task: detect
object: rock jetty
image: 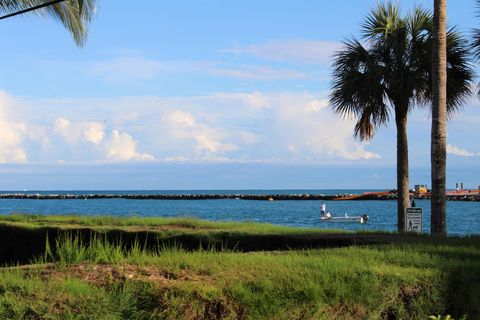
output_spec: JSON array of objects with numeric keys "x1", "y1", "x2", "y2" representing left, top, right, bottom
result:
[
  {"x1": 0, "y1": 192, "x2": 478, "y2": 201},
  {"x1": 0, "y1": 193, "x2": 337, "y2": 201}
]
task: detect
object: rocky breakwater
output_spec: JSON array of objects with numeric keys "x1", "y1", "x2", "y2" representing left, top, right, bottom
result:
[
  {"x1": 333, "y1": 191, "x2": 480, "y2": 202},
  {"x1": 446, "y1": 194, "x2": 480, "y2": 202},
  {"x1": 1, "y1": 192, "x2": 478, "y2": 201},
  {"x1": 0, "y1": 193, "x2": 341, "y2": 201}
]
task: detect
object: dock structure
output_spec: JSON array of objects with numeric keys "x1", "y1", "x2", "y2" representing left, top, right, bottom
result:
[{"x1": 0, "y1": 191, "x2": 479, "y2": 201}]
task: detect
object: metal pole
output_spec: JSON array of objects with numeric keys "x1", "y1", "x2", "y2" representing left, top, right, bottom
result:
[{"x1": 0, "y1": 0, "x2": 68, "y2": 21}]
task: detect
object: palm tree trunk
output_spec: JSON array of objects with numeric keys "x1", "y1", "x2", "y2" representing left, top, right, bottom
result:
[
  {"x1": 431, "y1": 0, "x2": 447, "y2": 235},
  {"x1": 396, "y1": 110, "x2": 410, "y2": 232}
]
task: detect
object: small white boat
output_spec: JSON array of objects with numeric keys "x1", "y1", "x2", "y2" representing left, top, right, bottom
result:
[{"x1": 320, "y1": 213, "x2": 369, "y2": 224}]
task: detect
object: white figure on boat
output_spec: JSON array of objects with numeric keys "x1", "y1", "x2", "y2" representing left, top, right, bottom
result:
[
  {"x1": 320, "y1": 202, "x2": 368, "y2": 224},
  {"x1": 320, "y1": 202, "x2": 331, "y2": 218}
]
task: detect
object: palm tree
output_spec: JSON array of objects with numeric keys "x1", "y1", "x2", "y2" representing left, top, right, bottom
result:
[
  {"x1": 330, "y1": 1, "x2": 473, "y2": 232},
  {"x1": 473, "y1": 1, "x2": 480, "y2": 61},
  {"x1": 0, "y1": 0, "x2": 96, "y2": 46},
  {"x1": 431, "y1": 0, "x2": 447, "y2": 235}
]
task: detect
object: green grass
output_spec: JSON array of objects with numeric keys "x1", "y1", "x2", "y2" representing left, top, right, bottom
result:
[
  {"x1": 0, "y1": 213, "x2": 330, "y2": 234},
  {"x1": 0, "y1": 232, "x2": 477, "y2": 319},
  {"x1": 0, "y1": 214, "x2": 478, "y2": 319},
  {"x1": 0, "y1": 270, "x2": 157, "y2": 319},
  {"x1": 0, "y1": 214, "x2": 377, "y2": 267}
]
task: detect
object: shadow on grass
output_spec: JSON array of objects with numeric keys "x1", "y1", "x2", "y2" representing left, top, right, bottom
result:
[
  {"x1": 0, "y1": 224, "x2": 479, "y2": 318},
  {"x1": 444, "y1": 264, "x2": 480, "y2": 318},
  {"x1": 428, "y1": 247, "x2": 480, "y2": 319},
  {"x1": 0, "y1": 224, "x2": 419, "y2": 265}
]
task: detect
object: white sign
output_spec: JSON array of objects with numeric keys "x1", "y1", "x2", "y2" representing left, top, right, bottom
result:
[{"x1": 405, "y1": 207, "x2": 423, "y2": 233}]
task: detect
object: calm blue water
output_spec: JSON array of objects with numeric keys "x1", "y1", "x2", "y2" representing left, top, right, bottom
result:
[{"x1": 0, "y1": 190, "x2": 478, "y2": 235}]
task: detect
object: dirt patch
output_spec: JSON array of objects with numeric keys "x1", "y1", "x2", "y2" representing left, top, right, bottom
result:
[
  {"x1": 113, "y1": 224, "x2": 217, "y2": 233},
  {"x1": 322, "y1": 302, "x2": 369, "y2": 320},
  {"x1": 25, "y1": 263, "x2": 214, "y2": 288},
  {"x1": 157, "y1": 224, "x2": 200, "y2": 230},
  {"x1": 16, "y1": 264, "x2": 241, "y2": 319}
]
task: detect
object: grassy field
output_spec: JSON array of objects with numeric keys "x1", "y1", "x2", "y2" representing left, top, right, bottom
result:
[
  {"x1": 0, "y1": 214, "x2": 479, "y2": 319},
  {"x1": 0, "y1": 214, "x2": 349, "y2": 234}
]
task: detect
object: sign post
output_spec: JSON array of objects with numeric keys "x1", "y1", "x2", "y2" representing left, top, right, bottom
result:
[{"x1": 405, "y1": 207, "x2": 423, "y2": 233}]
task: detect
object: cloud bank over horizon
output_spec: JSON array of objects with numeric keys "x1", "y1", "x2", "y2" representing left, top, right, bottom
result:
[{"x1": 0, "y1": 90, "x2": 380, "y2": 165}]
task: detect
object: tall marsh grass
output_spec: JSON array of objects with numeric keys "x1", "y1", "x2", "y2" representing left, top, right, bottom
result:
[
  {"x1": 17, "y1": 233, "x2": 479, "y2": 319},
  {"x1": 36, "y1": 233, "x2": 157, "y2": 266}
]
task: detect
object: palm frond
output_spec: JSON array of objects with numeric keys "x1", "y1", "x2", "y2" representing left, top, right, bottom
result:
[
  {"x1": 408, "y1": 6, "x2": 432, "y2": 41},
  {"x1": 472, "y1": 28, "x2": 480, "y2": 59},
  {"x1": 472, "y1": 0, "x2": 480, "y2": 94},
  {"x1": 362, "y1": 1, "x2": 405, "y2": 41},
  {"x1": 444, "y1": 28, "x2": 474, "y2": 115},
  {"x1": 330, "y1": 38, "x2": 390, "y2": 141},
  {"x1": 423, "y1": 27, "x2": 474, "y2": 115},
  {"x1": 354, "y1": 112, "x2": 375, "y2": 141},
  {"x1": 0, "y1": 0, "x2": 96, "y2": 47},
  {"x1": 330, "y1": 1, "x2": 474, "y2": 141},
  {"x1": 406, "y1": 7, "x2": 432, "y2": 108}
]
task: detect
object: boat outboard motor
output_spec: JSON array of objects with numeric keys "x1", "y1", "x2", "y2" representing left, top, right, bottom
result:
[{"x1": 360, "y1": 214, "x2": 369, "y2": 224}]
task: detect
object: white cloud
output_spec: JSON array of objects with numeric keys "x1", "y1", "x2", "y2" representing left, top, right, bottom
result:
[
  {"x1": 0, "y1": 91, "x2": 382, "y2": 164},
  {"x1": 54, "y1": 117, "x2": 105, "y2": 145},
  {"x1": 54, "y1": 117, "x2": 77, "y2": 143},
  {"x1": 447, "y1": 144, "x2": 476, "y2": 157},
  {"x1": 89, "y1": 57, "x2": 167, "y2": 82},
  {"x1": 0, "y1": 92, "x2": 29, "y2": 163},
  {"x1": 168, "y1": 110, "x2": 196, "y2": 127},
  {"x1": 194, "y1": 91, "x2": 271, "y2": 110},
  {"x1": 305, "y1": 99, "x2": 329, "y2": 112},
  {"x1": 222, "y1": 39, "x2": 343, "y2": 64},
  {"x1": 211, "y1": 65, "x2": 309, "y2": 80},
  {"x1": 106, "y1": 130, "x2": 154, "y2": 161},
  {"x1": 88, "y1": 57, "x2": 210, "y2": 82},
  {"x1": 164, "y1": 110, "x2": 238, "y2": 158},
  {"x1": 54, "y1": 117, "x2": 70, "y2": 131},
  {"x1": 270, "y1": 93, "x2": 380, "y2": 161},
  {"x1": 163, "y1": 155, "x2": 190, "y2": 162},
  {"x1": 84, "y1": 122, "x2": 106, "y2": 145},
  {"x1": 53, "y1": 117, "x2": 151, "y2": 162},
  {"x1": 0, "y1": 120, "x2": 28, "y2": 163},
  {"x1": 87, "y1": 47, "x2": 322, "y2": 85},
  {"x1": 195, "y1": 132, "x2": 238, "y2": 155}
]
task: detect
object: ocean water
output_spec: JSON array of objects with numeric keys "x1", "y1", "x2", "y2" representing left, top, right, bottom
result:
[{"x1": 0, "y1": 190, "x2": 479, "y2": 235}]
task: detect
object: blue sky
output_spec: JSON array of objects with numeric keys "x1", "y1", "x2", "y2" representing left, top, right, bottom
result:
[{"x1": 0, "y1": 0, "x2": 479, "y2": 190}]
